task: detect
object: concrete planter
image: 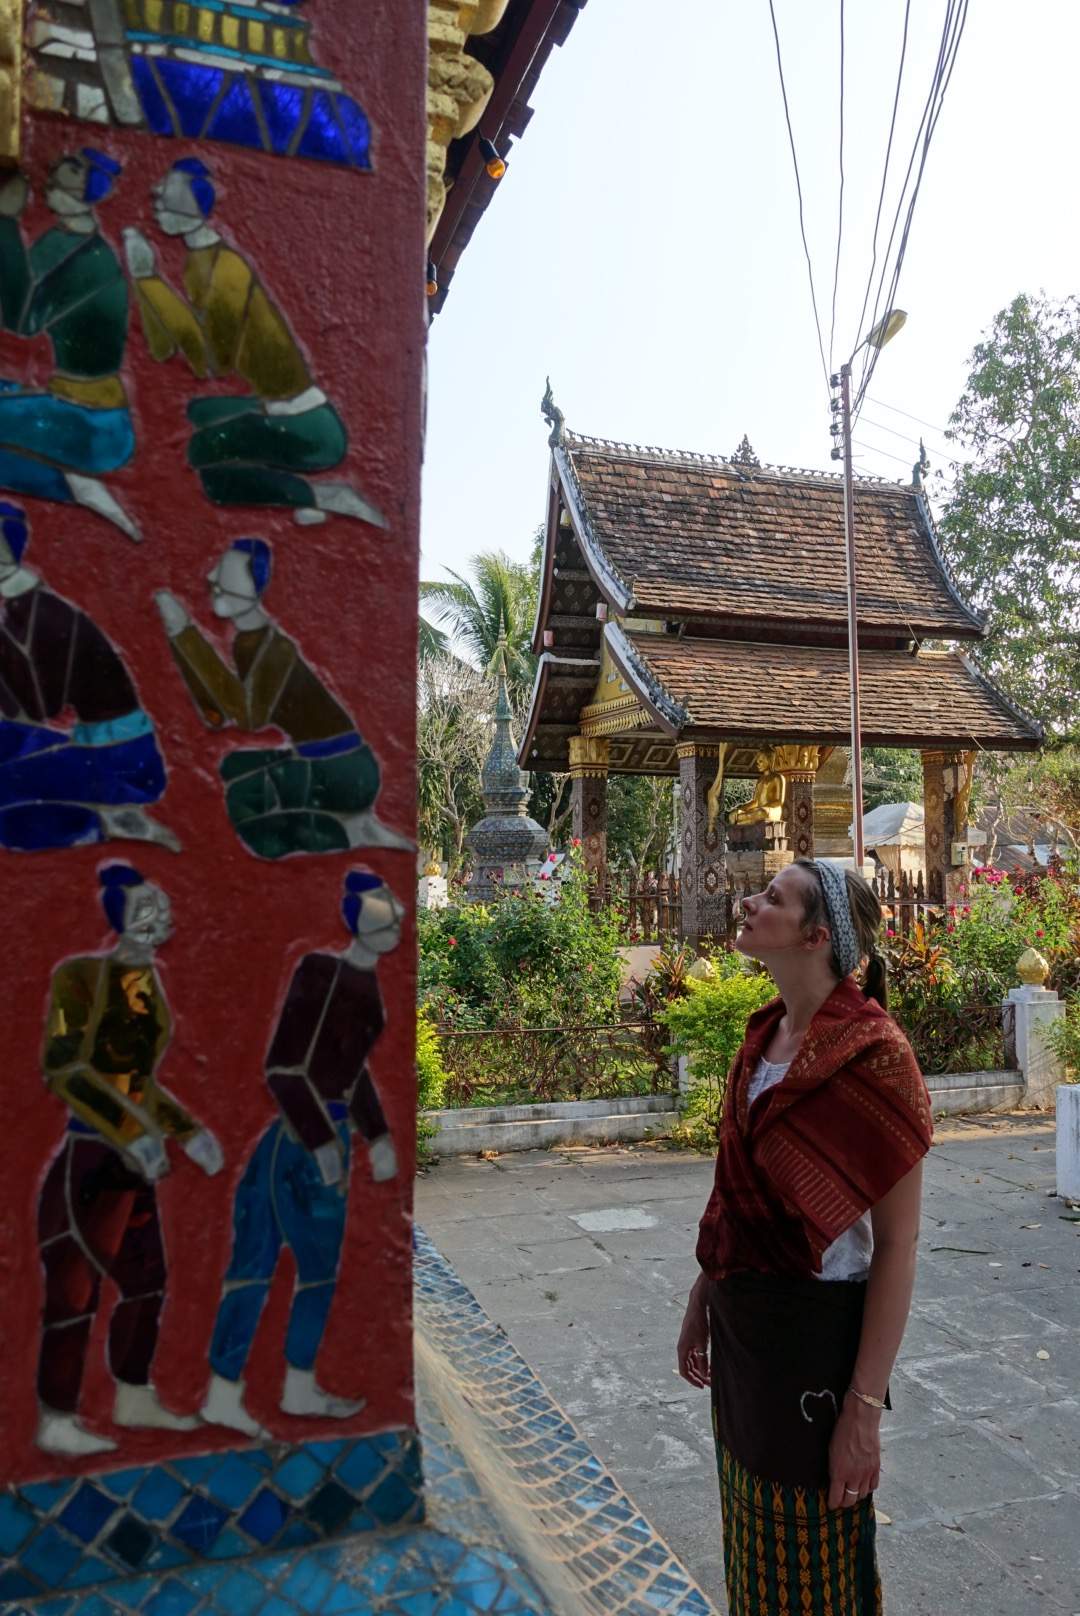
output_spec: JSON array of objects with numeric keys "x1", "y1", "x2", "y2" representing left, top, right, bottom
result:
[
  {"x1": 423, "y1": 1092, "x2": 678, "y2": 1155},
  {"x1": 925, "y1": 1069, "x2": 1025, "y2": 1116}
]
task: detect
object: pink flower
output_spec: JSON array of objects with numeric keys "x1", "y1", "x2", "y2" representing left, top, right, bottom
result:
[
  {"x1": 886, "y1": 928, "x2": 896, "y2": 938},
  {"x1": 963, "y1": 906, "x2": 971, "y2": 916},
  {"x1": 448, "y1": 936, "x2": 458, "y2": 948},
  {"x1": 571, "y1": 837, "x2": 582, "y2": 849},
  {"x1": 946, "y1": 923, "x2": 956, "y2": 933},
  {"x1": 585, "y1": 963, "x2": 594, "y2": 973}
]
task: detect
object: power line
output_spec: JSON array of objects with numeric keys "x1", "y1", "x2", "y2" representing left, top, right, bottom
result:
[
  {"x1": 860, "y1": 414, "x2": 951, "y2": 461},
  {"x1": 849, "y1": 0, "x2": 911, "y2": 361},
  {"x1": 868, "y1": 395, "x2": 949, "y2": 435},
  {"x1": 854, "y1": 0, "x2": 971, "y2": 417},
  {"x1": 853, "y1": 438, "x2": 916, "y2": 468},
  {"x1": 828, "y1": 0, "x2": 846, "y2": 372},
  {"x1": 767, "y1": 0, "x2": 831, "y2": 399}
]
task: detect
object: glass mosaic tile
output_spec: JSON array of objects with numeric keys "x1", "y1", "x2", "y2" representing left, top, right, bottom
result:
[{"x1": 59, "y1": 1486, "x2": 120, "y2": 1546}]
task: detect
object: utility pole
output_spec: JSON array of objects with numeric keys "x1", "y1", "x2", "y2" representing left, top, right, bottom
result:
[{"x1": 833, "y1": 361, "x2": 865, "y2": 868}]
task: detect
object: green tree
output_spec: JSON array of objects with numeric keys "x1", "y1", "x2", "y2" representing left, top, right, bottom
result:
[
  {"x1": 862, "y1": 748, "x2": 923, "y2": 813},
  {"x1": 419, "y1": 549, "x2": 539, "y2": 694},
  {"x1": 940, "y1": 292, "x2": 1080, "y2": 737}
]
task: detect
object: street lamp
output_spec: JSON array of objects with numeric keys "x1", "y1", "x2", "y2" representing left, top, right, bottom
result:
[{"x1": 830, "y1": 309, "x2": 907, "y2": 869}]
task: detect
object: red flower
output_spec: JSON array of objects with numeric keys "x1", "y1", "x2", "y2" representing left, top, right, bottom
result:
[
  {"x1": 962, "y1": 906, "x2": 971, "y2": 916},
  {"x1": 571, "y1": 837, "x2": 582, "y2": 848},
  {"x1": 946, "y1": 923, "x2": 956, "y2": 933},
  {"x1": 448, "y1": 936, "x2": 458, "y2": 948},
  {"x1": 1036, "y1": 929, "x2": 1045, "y2": 938},
  {"x1": 886, "y1": 928, "x2": 896, "y2": 938}
]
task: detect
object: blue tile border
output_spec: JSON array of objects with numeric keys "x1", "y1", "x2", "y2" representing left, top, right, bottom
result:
[{"x1": 0, "y1": 1430, "x2": 422, "y2": 1601}]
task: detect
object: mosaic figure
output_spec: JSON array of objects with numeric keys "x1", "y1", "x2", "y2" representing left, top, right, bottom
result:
[
  {"x1": 125, "y1": 160, "x2": 386, "y2": 526},
  {"x1": 0, "y1": 504, "x2": 177, "y2": 852},
  {"x1": 155, "y1": 539, "x2": 410, "y2": 857},
  {"x1": 201, "y1": 871, "x2": 403, "y2": 1437},
  {"x1": 0, "y1": 152, "x2": 139, "y2": 539},
  {"x1": 29, "y1": 0, "x2": 372, "y2": 171},
  {"x1": 36, "y1": 865, "x2": 224, "y2": 1457}
]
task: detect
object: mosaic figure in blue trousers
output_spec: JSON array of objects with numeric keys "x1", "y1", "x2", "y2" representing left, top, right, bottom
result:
[
  {"x1": 124, "y1": 159, "x2": 386, "y2": 528},
  {"x1": 0, "y1": 152, "x2": 139, "y2": 540},
  {"x1": 201, "y1": 872, "x2": 403, "y2": 1437},
  {"x1": 0, "y1": 504, "x2": 177, "y2": 851}
]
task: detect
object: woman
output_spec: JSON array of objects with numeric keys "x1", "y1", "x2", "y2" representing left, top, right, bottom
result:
[{"x1": 678, "y1": 859, "x2": 932, "y2": 1615}]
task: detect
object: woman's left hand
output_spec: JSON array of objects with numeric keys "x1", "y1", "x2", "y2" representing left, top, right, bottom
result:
[{"x1": 827, "y1": 1395, "x2": 881, "y2": 1509}]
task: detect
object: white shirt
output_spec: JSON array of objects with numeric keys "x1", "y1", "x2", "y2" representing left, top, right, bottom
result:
[{"x1": 747, "y1": 1056, "x2": 873, "y2": 1282}]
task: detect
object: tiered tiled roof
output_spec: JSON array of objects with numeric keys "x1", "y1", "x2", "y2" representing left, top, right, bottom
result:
[{"x1": 558, "y1": 434, "x2": 982, "y2": 639}]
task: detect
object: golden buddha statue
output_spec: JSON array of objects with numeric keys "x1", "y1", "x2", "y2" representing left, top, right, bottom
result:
[{"x1": 729, "y1": 750, "x2": 786, "y2": 826}]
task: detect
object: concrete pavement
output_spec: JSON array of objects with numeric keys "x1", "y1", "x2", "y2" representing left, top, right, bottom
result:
[{"x1": 415, "y1": 1113, "x2": 1080, "y2": 1614}]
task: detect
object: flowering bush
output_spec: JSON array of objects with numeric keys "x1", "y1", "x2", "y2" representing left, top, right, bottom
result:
[{"x1": 662, "y1": 959, "x2": 777, "y2": 1150}]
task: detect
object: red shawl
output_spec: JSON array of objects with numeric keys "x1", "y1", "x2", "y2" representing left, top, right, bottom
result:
[{"x1": 696, "y1": 978, "x2": 933, "y2": 1279}]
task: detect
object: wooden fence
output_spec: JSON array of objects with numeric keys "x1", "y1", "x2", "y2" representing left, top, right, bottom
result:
[{"x1": 872, "y1": 866, "x2": 940, "y2": 936}]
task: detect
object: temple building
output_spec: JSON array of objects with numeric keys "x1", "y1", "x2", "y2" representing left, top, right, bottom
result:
[{"x1": 520, "y1": 409, "x2": 1042, "y2": 941}]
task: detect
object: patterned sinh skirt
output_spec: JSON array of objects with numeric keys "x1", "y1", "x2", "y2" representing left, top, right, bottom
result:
[
  {"x1": 709, "y1": 1272, "x2": 884, "y2": 1615},
  {"x1": 717, "y1": 1442, "x2": 881, "y2": 1616}
]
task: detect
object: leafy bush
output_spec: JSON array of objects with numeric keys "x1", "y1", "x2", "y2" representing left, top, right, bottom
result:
[
  {"x1": 1049, "y1": 996, "x2": 1080, "y2": 1082},
  {"x1": 418, "y1": 856, "x2": 623, "y2": 1032},
  {"x1": 663, "y1": 964, "x2": 776, "y2": 1150},
  {"x1": 415, "y1": 1009, "x2": 448, "y2": 1166}
]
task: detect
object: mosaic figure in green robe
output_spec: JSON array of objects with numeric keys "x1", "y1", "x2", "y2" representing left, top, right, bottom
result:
[
  {"x1": 156, "y1": 540, "x2": 410, "y2": 858},
  {"x1": 126, "y1": 159, "x2": 386, "y2": 528},
  {"x1": 0, "y1": 151, "x2": 138, "y2": 539}
]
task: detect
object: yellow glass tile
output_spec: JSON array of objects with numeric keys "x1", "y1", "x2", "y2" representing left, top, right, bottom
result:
[
  {"x1": 174, "y1": 3, "x2": 190, "y2": 34},
  {"x1": 271, "y1": 25, "x2": 289, "y2": 58},
  {"x1": 247, "y1": 19, "x2": 265, "y2": 52},
  {"x1": 145, "y1": 0, "x2": 164, "y2": 33},
  {"x1": 123, "y1": 0, "x2": 141, "y2": 27},
  {"x1": 197, "y1": 6, "x2": 215, "y2": 42},
  {"x1": 220, "y1": 13, "x2": 240, "y2": 48},
  {"x1": 294, "y1": 32, "x2": 313, "y2": 65}
]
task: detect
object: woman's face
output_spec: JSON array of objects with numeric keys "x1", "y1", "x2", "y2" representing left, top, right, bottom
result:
[{"x1": 736, "y1": 864, "x2": 822, "y2": 962}]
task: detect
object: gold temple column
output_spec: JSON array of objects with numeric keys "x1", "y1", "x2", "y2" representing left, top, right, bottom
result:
[
  {"x1": 921, "y1": 749, "x2": 974, "y2": 904},
  {"x1": 569, "y1": 736, "x2": 610, "y2": 895},
  {"x1": 678, "y1": 744, "x2": 726, "y2": 946},
  {"x1": 777, "y1": 746, "x2": 821, "y2": 863}
]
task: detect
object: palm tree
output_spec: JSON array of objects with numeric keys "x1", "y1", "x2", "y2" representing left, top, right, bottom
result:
[{"x1": 419, "y1": 549, "x2": 538, "y2": 696}]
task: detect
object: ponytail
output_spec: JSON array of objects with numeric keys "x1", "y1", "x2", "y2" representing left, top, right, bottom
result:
[{"x1": 864, "y1": 951, "x2": 888, "y2": 1010}]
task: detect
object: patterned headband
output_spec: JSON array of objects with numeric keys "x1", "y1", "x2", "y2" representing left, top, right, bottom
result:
[{"x1": 813, "y1": 860, "x2": 862, "y2": 978}]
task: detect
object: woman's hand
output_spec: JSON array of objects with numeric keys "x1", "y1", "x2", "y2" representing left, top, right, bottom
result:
[
  {"x1": 677, "y1": 1274, "x2": 711, "y2": 1388},
  {"x1": 827, "y1": 1393, "x2": 881, "y2": 1509}
]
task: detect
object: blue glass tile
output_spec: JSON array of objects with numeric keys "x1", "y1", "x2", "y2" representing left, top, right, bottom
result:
[
  {"x1": 0, "y1": 1568, "x2": 40, "y2": 1600},
  {"x1": 172, "y1": 1456, "x2": 220, "y2": 1486},
  {"x1": 144, "y1": 1579, "x2": 200, "y2": 1616},
  {"x1": 260, "y1": 1599, "x2": 300, "y2": 1616},
  {"x1": 204, "y1": 1453, "x2": 269, "y2": 1511},
  {"x1": 132, "y1": 1471, "x2": 185, "y2": 1523},
  {"x1": 156, "y1": 59, "x2": 225, "y2": 137},
  {"x1": 145, "y1": 1538, "x2": 192, "y2": 1571},
  {"x1": 213, "y1": 1567, "x2": 267, "y2": 1610},
  {"x1": 35, "y1": 1599, "x2": 78, "y2": 1616},
  {"x1": 297, "y1": 90, "x2": 347, "y2": 164},
  {"x1": 365, "y1": 1470, "x2": 422, "y2": 1526},
  {"x1": 99, "y1": 1469, "x2": 150, "y2": 1501},
  {"x1": 256, "y1": 79, "x2": 304, "y2": 155},
  {"x1": 206, "y1": 73, "x2": 264, "y2": 149},
  {"x1": 205, "y1": 1526, "x2": 253, "y2": 1562},
  {"x1": 58, "y1": 1482, "x2": 119, "y2": 1544},
  {"x1": 20, "y1": 1478, "x2": 72, "y2": 1511},
  {"x1": 58, "y1": 1553, "x2": 117, "y2": 1591},
  {"x1": 107, "y1": 1574, "x2": 159, "y2": 1611},
  {"x1": 275, "y1": 1518, "x2": 319, "y2": 1548},
  {"x1": 305, "y1": 1481, "x2": 354, "y2": 1537},
  {"x1": 272, "y1": 1449, "x2": 325, "y2": 1501},
  {"x1": 105, "y1": 1514, "x2": 154, "y2": 1569},
  {"x1": 332, "y1": 1442, "x2": 383, "y2": 1493},
  {"x1": 170, "y1": 1495, "x2": 230, "y2": 1553},
  {"x1": 321, "y1": 1586, "x2": 374, "y2": 1615},
  {"x1": 22, "y1": 1525, "x2": 83, "y2": 1586},
  {"x1": 65, "y1": 1596, "x2": 114, "y2": 1616},
  {"x1": 237, "y1": 1487, "x2": 290, "y2": 1545},
  {"x1": 0, "y1": 1492, "x2": 38, "y2": 1552},
  {"x1": 343, "y1": 1507, "x2": 377, "y2": 1534},
  {"x1": 131, "y1": 56, "x2": 175, "y2": 137},
  {"x1": 279, "y1": 1558, "x2": 337, "y2": 1610},
  {"x1": 335, "y1": 95, "x2": 373, "y2": 169},
  {"x1": 307, "y1": 1440, "x2": 349, "y2": 1466}
]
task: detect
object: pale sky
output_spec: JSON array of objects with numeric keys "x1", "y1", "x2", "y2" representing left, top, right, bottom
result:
[{"x1": 421, "y1": 0, "x2": 1080, "y2": 588}]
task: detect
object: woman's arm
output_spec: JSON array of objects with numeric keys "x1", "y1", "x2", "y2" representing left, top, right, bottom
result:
[
  {"x1": 676, "y1": 1271, "x2": 711, "y2": 1388},
  {"x1": 827, "y1": 1159, "x2": 923, "y2": 1509}
]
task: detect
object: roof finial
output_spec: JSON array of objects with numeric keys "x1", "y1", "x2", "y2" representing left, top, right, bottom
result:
[
  {"x1": 731, "y1": 433, "x2": 760, "y2": 467},
  {"x1": 912, "y1": 437, "x2": 931, "y2": 488},
  {"x1": 541, "y1": 376, "x2": 565, "y2": 448}
]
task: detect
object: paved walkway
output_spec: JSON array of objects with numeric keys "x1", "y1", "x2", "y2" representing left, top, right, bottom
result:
[{"x1": 415, "y1": 1113, "x2": 1080, "y2": 1614}]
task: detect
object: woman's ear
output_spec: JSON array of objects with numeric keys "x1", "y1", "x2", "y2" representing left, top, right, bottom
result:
[{"x1": 804, "y1": 923, "x2": 832, "y2": 954}]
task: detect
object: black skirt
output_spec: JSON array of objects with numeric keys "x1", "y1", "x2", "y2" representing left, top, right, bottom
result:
[{"x1": 709, "y1": 1271, "x2": 886, "y2": 1490}]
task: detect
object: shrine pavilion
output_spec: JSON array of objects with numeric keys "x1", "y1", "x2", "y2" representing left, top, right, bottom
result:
[{"x1": 519, "y1": 406, "x2": 1043, "y2": 940}]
